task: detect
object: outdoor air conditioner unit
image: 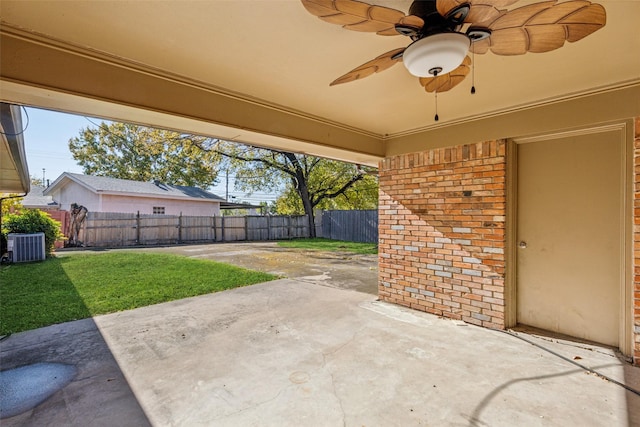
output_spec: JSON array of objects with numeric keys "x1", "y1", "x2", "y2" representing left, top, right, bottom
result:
[{"x1": 7, "y1": 233, "x2": 46, "y2": 263}]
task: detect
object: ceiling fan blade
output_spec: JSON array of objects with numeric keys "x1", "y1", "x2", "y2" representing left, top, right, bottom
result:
[
  {"x1": 301, "y1": 0, "x2": 424, "y2": 36},
  {"x1": 437, "y1": 0, "x2": 519, "y2": 24},
  {"x1": 471, "y1": 37, "x2": 491, "y2": 54},
  {"x1": 535, "y1": 0, "x2": 606, "y2": 42},
  {"x1": 486, "y1": 0, "x2": 606, "y2": 55},
  {"x1": 418, "y1": 56, "x2": 471, "y2": 93},
  {"x1": 378, "y1": 15, "x2": 425, "y2": 36},
  {"x1": 330, "y1": 48, "x2": 405, "y2": 86}
]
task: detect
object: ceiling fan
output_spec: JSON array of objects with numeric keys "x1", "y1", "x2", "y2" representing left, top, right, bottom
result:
[{"x1": 301, "y1": 0, "x2": 606, "y2": 119}]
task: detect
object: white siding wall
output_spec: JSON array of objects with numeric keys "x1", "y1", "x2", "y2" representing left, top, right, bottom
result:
[{"x1": 50, "y1": 183, "x2": 100, "y2": 211}]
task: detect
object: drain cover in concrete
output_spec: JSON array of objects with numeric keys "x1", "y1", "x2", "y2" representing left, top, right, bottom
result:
[{"x1": 0, "y1": 362, "x2": 77, "y2": 419}]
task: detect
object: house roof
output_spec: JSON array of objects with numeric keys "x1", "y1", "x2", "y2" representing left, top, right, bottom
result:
[
  {"x1": 44, "y1": 173, "x2": 225, "y2": 202},
  {"x1": 22, "y1": 185, "x2": 60, "y2": 209}
]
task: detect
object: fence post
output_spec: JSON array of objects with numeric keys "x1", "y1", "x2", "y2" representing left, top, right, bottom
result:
[
  {"x1": 178, "y1": 212, "x2": 182, "y2": 244},
  {"x1": 82, "y1": 213, "x2": 89, "y2": 247},
  {"x1": 244, "y1": 216, "x2": 249, "y2": 241},
  {"x1": 212, "y1": 216, "x2": 216, "y2": 242},
  {"x1": 221, "y1": 215, "x2": 225, "y2": 242},
  {"x1": 136, "y1": 211, "x2": 141, "y2": 245}
]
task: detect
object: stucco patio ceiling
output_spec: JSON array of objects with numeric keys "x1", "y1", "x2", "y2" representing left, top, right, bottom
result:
[{"x1": 1, "y1": 1, "x2": 638, "y2": 166}]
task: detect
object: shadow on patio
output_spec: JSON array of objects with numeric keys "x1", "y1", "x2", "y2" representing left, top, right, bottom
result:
[{"x1": 0, "y1": 262, "x2": 150, "y2": 426}]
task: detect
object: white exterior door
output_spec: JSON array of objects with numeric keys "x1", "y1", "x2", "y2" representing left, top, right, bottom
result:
[{"x1": 516, "y1": 130, "x2": 622, "y2": 347}]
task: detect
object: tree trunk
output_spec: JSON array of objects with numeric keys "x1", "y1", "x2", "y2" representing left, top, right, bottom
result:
[
  {"x1": 298, "y1": 179, "x2": 316, "y2": 238},
  {"x1": 286, "y1": 153, "x2": 316, "y2": 238}
]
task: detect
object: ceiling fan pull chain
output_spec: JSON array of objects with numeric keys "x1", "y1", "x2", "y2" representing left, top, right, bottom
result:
[
  {"x1": 471, "y1": 49, "x2": 476, "y2": 95},
  {"x1": 431, "y1": 67, "x2": 440, "y2": 122}
]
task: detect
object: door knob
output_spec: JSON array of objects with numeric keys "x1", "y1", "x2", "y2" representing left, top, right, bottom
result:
[{"x1": 519, "y1": 241, "x2": 528, "y2": 249}]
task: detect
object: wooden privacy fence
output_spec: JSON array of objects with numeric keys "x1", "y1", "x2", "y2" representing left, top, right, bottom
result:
[
  {"x1": 80, "y1": 210, "x2": 378, "y2": 247},
  {"x1": 82, "y1": 212, "x2": 310, "y2": 247}
]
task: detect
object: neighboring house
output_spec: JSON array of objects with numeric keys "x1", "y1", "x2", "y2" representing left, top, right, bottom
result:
[
  {"x1": 21, "y1": 185, "x2": 60, "y2": 210},
  {"x1": 44, "y1": 173, "x2": 224, "y2": 216}
]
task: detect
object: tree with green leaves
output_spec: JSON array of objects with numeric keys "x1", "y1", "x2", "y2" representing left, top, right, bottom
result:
[
  {"x1": 0, "y1": 196, "x2": 23, "y2": 217},
  {"x1": 274, "y1": 166, "x2": 378, "y2": 214},
  {"x1": 69, "y1": 122, "x2": 221, "y2": 188},
  {"x1": 203, "y1": 141, "x2": 378, "y2": 237},
  {"x1": 30, "y1": 176, "x2": 45, "y2": 187}
]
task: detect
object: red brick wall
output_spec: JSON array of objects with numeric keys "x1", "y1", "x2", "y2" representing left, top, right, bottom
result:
[
  {"x1": 634, "y1": 117, "x2": 640, "y2": 364},
  {"x1": 44, "y1": 210, "x2": 70, "y2": 249},
  {"x1": 378, "y1": 140, "x2": 507, "y2": 329}
]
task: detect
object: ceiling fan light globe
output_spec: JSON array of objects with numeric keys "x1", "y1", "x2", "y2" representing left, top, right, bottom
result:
[{"x1": 403, "y1": 33, "x2": 470, "y2": 77}]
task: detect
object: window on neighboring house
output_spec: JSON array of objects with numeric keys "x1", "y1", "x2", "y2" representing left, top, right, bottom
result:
[{"x1": 153, "y1": 206, "x2": 165, "y2": 215}]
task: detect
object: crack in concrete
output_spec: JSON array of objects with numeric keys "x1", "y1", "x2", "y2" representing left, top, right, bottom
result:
[
  {"x1": 318, "y1": 327, "x2": 366, "y2": 427},
  {"x1": 322, "y1": 328, "x2": 365, "y2": 360},
  {"x1": 330, "y1": 372, "x2": 347, "y2": 427}
]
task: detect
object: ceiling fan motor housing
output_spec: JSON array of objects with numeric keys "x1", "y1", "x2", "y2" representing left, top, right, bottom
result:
[{"x1": 408, "y1": 0, "x2": 470, "y2": 36}]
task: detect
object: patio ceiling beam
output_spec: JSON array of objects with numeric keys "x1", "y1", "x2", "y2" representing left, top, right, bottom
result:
[
  {"x1": 385, "y1": 83, "x2": 640, "y2": 155},
  {"x1": 0, "y1": 27, "x2": 384, "y2": 167}
]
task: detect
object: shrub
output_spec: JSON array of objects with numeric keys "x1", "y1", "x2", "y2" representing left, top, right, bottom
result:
[{"x1": 2, "y1": 209, "x2": 64, "y2": 255}]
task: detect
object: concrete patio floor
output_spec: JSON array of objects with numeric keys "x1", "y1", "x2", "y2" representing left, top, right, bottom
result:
[{"x1": 2, "y1": 278, "x2": 639, "y2": 426}]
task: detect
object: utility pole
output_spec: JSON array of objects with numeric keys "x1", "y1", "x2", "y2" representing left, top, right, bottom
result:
[{"x1": 42, "y1": 168, "x2": 45, "y2": 185}]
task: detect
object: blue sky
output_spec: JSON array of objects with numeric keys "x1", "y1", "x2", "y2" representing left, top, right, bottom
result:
[
  {"x1": 23, "y1": 107, "x2": 87, "y2": 184},
  {"x1": 21, "y1": 107, "x2": 277, "y2": 203}
]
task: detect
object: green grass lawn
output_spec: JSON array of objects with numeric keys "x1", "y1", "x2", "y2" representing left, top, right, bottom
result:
[
  {"x1": 0, "y1": 252, "x2": 276, "y2": 335},
  {"x1": 277, "y1": 238, "x2": 377, "y2": 255}
]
